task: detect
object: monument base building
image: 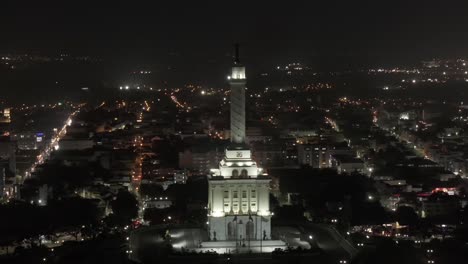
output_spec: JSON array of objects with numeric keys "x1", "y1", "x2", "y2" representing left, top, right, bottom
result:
[{"x1": 207, "y1": 145, "x2": 271, "y2": 242}]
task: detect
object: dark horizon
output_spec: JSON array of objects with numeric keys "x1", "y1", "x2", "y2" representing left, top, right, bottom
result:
[{"x1": 2, "y1": 1, "x2": 468, "y2": 65}]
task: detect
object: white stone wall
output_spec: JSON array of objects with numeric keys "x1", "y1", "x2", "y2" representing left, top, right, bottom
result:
[
  {"x1": 208, "y1": 215, "x2": 271, "y2": 241},
  {"x1": 208, "y1": 178, "x2": 271, "y2": 241}
]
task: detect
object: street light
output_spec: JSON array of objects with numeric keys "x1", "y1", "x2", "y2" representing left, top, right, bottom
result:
[{"x1": 309, "y1": 235, "x2": 313, "y2": 240}]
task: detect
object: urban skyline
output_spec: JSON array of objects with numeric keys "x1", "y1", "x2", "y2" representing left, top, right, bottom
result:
[{"x1": 2, "y1": 2, "x2": 468, "y2": 264}]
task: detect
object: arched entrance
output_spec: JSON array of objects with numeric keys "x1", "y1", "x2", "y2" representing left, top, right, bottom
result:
[{"x1": 240, "y1": 169, "x2": 248, "y2": 178}]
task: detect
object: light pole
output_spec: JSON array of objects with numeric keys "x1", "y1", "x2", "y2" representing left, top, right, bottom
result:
[
  {"x1": 248, "y1": 215, "x2": 253, "y2": 252},
  {"x1": 233, "y1": 216, "x2": 238, "y2": 253}
]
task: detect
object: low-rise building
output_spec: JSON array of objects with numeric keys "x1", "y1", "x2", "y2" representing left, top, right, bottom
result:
[
  {"x1": 143, "y1": 197, "x2": 172, "y2": 209},
  {"x1": 297, "y1": 142, "x2": 354, "y2": 168},
  {"x1": 421, "y1": 194, "x2": 460, "y2": 218},
  {"x1": 330, "y1": 154, "x2": 365, "y2": 174}
]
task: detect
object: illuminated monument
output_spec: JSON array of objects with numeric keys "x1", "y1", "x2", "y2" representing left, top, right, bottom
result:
[{"x1": 206, "y1": 45, "x2": 278, "y2": 248}]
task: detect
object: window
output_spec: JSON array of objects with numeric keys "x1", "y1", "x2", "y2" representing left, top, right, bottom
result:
[
  {"x1": 242, "y1": 191, "x2": 247, "y2": 198},
  {"x1": 223, "y1": 191, "x2": 229, "y2": 198},
  {"x1": 233, "y1": 191, "x2": 238, "y2": 198},
  {"x1": 232, "y1": 169, "x2": 239, "y2": 177},
  {"x1": 251, "y1": 190, "x2": 256, "y2": 198},
  {"x1": 242, "y1": 203, "x2": 247, "y2": 211},
  {"x1": 251, "y1": 203, "x2": 256, "y2": 207}
]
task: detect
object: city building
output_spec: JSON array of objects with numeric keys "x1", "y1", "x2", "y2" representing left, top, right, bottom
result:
[
  {"x1": 59, "y1": 138, "x2": 94, "y2": 150},
  {"x1": 143, "y1": 197, "x2": 172, "y2": 209},
  {"x1": 0, "y1": 136, "x2": 16, "y2": 184},
  {"x1": 178, "y1": 142, "x2": 224, "y2": 173},
  {"x1": 330, "y1": 154, "x2": 365, "y2": 174},
  {"x1": 0, "y1": 167, "x2": 4, "y2": 198},
  {"x1": 11, "y1": 132, "x2": 45, "y2": 150},
  {"x1": 0, "y1": 108, "x2": 11, "y2": 123},
  {"x1": 297, "y1": 142, "x2": 354, "y2": 168},
  {"x1": 251, "y1": 143, "x2": 286, "y2": 168}
]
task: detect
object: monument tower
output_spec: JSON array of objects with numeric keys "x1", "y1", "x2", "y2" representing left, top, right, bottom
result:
[
  {"x1": 229, "y1": 44, "x2": 246, "y2": 145},
  {"x1": 207, "y1": 45, "x2": 272, "y2": 245}
]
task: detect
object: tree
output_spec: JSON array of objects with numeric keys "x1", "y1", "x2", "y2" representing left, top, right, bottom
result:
[
  {"x1": 396, "y1": 206, "x2": 419, "y2": 226},
  {"x1": 0, "y1": 201, "x2": 43, "y2": 246},
  {"x1": 110, "y1": 190, "x2": 139, "y2": 226},
  {"x1": 49, "y1": 198, "x2": 100, "y2": 239},
  {"x1": 139, "y1": 184, "x2": 164, "y2": 199}
]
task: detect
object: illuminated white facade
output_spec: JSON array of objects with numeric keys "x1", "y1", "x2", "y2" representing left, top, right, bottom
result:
[{"x1": 207, "y1": 46, "x2": 272, "y2": 242}]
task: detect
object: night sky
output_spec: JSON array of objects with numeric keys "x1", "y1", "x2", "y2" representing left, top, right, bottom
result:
[{"x1": 2, "y1": 1, "x2": 468, "y2": 65}]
